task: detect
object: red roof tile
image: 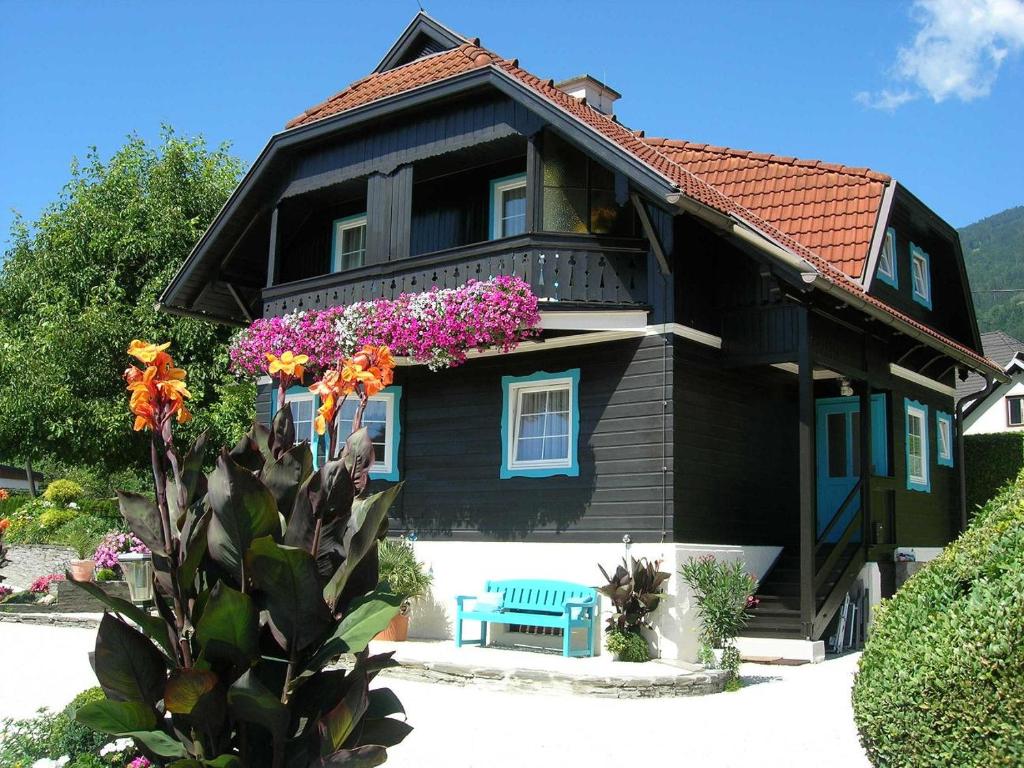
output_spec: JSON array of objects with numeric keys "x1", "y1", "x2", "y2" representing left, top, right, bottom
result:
[{"x1": 282, "y1": 41, "x2": 998, "y2": 375}]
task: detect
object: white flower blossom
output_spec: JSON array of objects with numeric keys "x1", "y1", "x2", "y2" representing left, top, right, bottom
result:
[{"x1": 100, "y1": 737, "x2": 134, "y2": 755}]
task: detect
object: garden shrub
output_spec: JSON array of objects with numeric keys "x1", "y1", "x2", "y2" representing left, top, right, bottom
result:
[
  {"x1": 852, "y1": 471, "x2": 1024, "y2": 767},
  {"x1": 43, "y1": 479, "x2": 85, "y2": 506},
  {"x1": 0, "y1": 493, "x2": 29, "y2": 518},
  {"x1": 4, "y1": 498, "x2": 113, "y2": 546},
  {"x1": 964, "y1": 432, "x2": 1024, "y2": 515},
  {"x1": 0, "y1": 688, "x2": 113, "y2": 767},
  {"x1": 605, "y1": 629, "x2": 650, "y2": 662},
  {"x1": 78, "y1": 498, "x2": 121, "y2": 524}
]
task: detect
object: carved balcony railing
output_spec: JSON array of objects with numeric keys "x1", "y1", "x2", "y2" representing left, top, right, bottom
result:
[{"x1": 261, "y1": 234, "x2": 649, "y2": 318}]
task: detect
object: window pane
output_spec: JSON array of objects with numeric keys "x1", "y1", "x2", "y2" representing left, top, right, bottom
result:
[
  {"x1": 338, "y1": 223, "x2": 366, "y2": 270},
  {"x1": 543, "y1": 435, "x2": 569, "y2": 460},
  {"x1": 542, "y1": 187, "x2": 587, "y2": 233},
  {"x1": 519, "y1": 414, "x2": 545, "y2": 438},
  {"x1": 1009, "y1": 397, "x2": 1024, "y2": 426},
  {"x1": 336, "y1": 397, "x2": 388, "y2": 467},
  {"x1": 827, "y1": 413, "x2": 847, "y2": 477},
  {"x1": 879, "y1": 234, "x2": 894, "y2": 277},
  {"x1": 513, "y1": 384, "x2": 572, "y2": 464},
  {"x1": 515, "y1": 437, "x2": 544, "y2": 462},
  {"x1": 500, "y1": 186, "x2": 526, "y2": 237},
  {"x1": 908, "y1": 412, "x2": 924, "y2": 480},
  {"x1": 520, "y1": 391, "x2": 547, "y2": 415}
]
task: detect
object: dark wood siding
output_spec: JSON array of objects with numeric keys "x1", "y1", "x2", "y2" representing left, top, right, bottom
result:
[
  {"x1": 389, "y1": 336, "x2": 673, "y2": 542},
  {"x1": 673, "y1": 340, "x2": 800, "y2": 546}
]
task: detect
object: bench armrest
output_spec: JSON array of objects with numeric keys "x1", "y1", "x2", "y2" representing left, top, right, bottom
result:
[
  {"x1": 455, "y1": 595, "x2": 477, "y2": 609},
  {"x1": 563, "y1": 597, "x2": 595, "y2": 608}
]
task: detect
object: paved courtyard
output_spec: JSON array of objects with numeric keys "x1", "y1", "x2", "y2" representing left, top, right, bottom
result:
[{"x1": 0, "y1": 622, "x2": 870, "y2": 768}]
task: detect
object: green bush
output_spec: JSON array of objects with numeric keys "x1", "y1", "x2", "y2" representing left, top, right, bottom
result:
[
  {"x1": 964, "y1": 432, "x2": 1024, "y2": 515},
  {"x1": 605, "y1": 629, "x2": 650, "y2": 662},
  {"x1": 4, "y1": 497, "x2": 114, "y2": 546},
  {"x1": 852, "y1": 471, "x2": 1024, "y2": 767},
  {"x1": 78, "y1": 498, "x2": 121, "y2": 524},
  {"x1": 679, "y1": 555, "x2": 758, "y2": 648},
  {"x1": 378, "y1": 537, "x2": 432, "y2": 612},
  {"x1": 0, "y1": 688, "x2": 111, "y2": 767},
  {"x1": 43, "y1": 479, "x2": 85, "y2": 506},
  {"x1": 0, "y1": 493, "x2": 30, "y2": 518},
  {"x1": 39, "y1": 507, "x2": 77, "y2": 532}
]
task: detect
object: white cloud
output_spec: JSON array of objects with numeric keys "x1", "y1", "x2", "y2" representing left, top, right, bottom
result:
[{"x1": 858, "y1": 0, "x2": 1024, "y2": 109}]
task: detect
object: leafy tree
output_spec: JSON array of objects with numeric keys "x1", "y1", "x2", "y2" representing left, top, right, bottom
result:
[
  {"x1": 960, "y1": 205, "x2": 1024, "y2": 342},
  {"x1": 0, "y1": 128, "x2": 254, "y2": 484}
]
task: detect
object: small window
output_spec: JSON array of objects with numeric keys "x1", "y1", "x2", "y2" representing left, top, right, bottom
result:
[
  {"x1": 910, "y1": 243, "x2": 932, "y2": 309},
  {"x1": 279, "y1": 388, "x2": 327, "y2": 468},
  {"x1": 936, "y1": 410, "x2": 953, "y2": 467},
  {"x1": 336, "y1": 388, "x2": 402, "y2": 481},
  {"x1": 1008, "y1": 396, "x2": 1024, "y2": 427},
  {"x1": 876, "y1": 227, "x2": 898, "y2": 288},
  {"x1": 332, "y1": 214, "x2": 368, "y2": 271},
  {"x1": 490, "y1": 174, "x2": 527, "y2": 239},
  {"x1": 501, "y1": 369, "x2": 580, "y2": 478},
  {"x1": 905, "y1": 399, "x2": 930, "y2": 492}
]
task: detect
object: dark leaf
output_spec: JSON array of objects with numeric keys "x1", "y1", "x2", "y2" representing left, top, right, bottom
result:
[
  {"x1": 269, "y1": 403, "x2": 296, "y2": 459},
  {"x1": 314, "y1": 745, "x2": 387, "y2": 767},
  {"x1": 196, "y1": 581, "x2": 259, "y2": 668},
  {"x1": 117, "y1": 491, "x2": 168, "y2": 556},
  {"x1": 165, "y1": 669, "x2": 218, "y2": 715},
  {"x1": 317, "y1": 668, "x2": 368, "y2": 755},
  {"x1": 246, "y1": 537, "x2": 332, "y2": 653},
  {"x1": 128, "y1": 729, "x2": 189, "y2": 758},
  {"x1": 304, "y1": 593, "x2": 401, "y2": 674},
  {"x1": 227, "y1": 670, "x2": 288, "y2": 745},
  {"x1": 229, "y1": 433, "x2": 265, "y2": 473},
  {"x1": 75, "y1": 699, "x2": 156, "y2": 734},
  {"x1": 341, "y1": 428, "x2": 374, "y2": 496},
  {"x1": 178, "y1": 510, "x2": 210, "y2": 592},
  {"x1": 365, "y1": 688, "x2": 405, "y2": 720},
  {"x1": 323, "y1": 484, "x2": 402, "y2": 612},
  {"x1": 94, "y1": 613, "x2": 167, "y2": 706},
  {"x1": 208, "y1": 451, "x2": 281, "y2": 580},
  {"x1": 351, "y1": 718, "x2": 413, "y2": 749},
  {"x1": 261, "y1": 442, "x2": 313, "y2": 521}
]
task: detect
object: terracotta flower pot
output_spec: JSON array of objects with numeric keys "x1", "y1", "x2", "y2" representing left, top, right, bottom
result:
[
  {"x1": 69, "y1": 559, "x2": 96, "y2": 582},
  {"x1": 374, "y1": 613, "x2": 410, "y2": 642}
]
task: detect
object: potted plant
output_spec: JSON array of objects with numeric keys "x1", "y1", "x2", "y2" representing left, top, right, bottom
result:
[
  {"x1": 597, "y1": 556, "x2": 670, "y2": 661},
  {"x1": 679, "y1": 554, "x2": 759, "y2": 684},
  {"x1": 376, "y1": 537, "x2": 432, "y2": 641},
  {"x1": 65, "y1": 528, "x2": 99, "y2": 582}
]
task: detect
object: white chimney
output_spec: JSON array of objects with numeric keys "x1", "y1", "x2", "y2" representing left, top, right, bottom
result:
[{"x1": 554, "y1": 74, "x2": 621, "y2": 116}]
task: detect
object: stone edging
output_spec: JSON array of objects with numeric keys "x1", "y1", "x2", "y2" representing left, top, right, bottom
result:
[
  {"x1": 378, "y1": 659, "x2": 729, "y2": 698},
  {"x1": 0, "y1": 611, "x2": 101, "y2": 629}
]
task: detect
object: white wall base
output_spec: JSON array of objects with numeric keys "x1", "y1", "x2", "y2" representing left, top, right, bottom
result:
[
  {"x1": 734, "y1": 636, "x2": 825, "y2": 664},
  {"x1": 406, "y1": 540, "x2": 782, "y2": 662}
]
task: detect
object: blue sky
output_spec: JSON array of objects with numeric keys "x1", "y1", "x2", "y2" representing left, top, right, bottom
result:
[{"x1": 2, "y1": 0, "x2": 1023, "y2": 250}]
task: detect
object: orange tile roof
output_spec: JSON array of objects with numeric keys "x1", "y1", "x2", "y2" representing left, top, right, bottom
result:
[
  {"x1": 643, "y1": 139, "x2": 888, "y2": 278},
  {"x1": 282, "y1": 41, "x2": 998, "y2": 374}
]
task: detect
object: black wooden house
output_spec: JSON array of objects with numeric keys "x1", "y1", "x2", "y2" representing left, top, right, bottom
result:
[{"x1": 161, "y1": 14, "x2": 1005, "y2": 655}]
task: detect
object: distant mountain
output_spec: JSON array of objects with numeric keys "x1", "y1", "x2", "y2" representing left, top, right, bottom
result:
[{"x1": 960, "y1": 206, "x2": 1024, "y2": 346}]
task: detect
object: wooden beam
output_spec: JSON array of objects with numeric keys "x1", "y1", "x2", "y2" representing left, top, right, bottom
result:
[
  {"x1": 797, "y1": 307, "x2": 816, "y2": 640},
  {"x1": 525, "y1": 133, "x2": 542, "y2": 233},
  {"x1": 859, "y1": 380, "x2": 872, "y2": 547},
  {"x1": 265, "y1": 206, "x2": 280, "y2": 289},
  {"x1": 630, "y1": 192, "x2": 671, "y2": 276}
]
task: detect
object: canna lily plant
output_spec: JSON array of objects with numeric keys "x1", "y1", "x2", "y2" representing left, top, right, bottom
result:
[{"x1": 72, "y1": 339, "x2": 409, "y2": 768}]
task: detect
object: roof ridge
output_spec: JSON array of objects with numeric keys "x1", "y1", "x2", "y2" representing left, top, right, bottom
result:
[{"x1": 643, "y1": 136, "x2": 891, "y2": 182}]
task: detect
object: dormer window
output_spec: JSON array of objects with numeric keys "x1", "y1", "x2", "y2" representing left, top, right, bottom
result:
[
  {"x1": 332, "y1": 214, "x2": 367, "y2": 271},
  {"x1": 910, "y1": 243, "x2": 932, "y2": 309},
  {"x1": 490, "y1": 174, "x2": 527, "y2": 239},
  {"x1": 876, "y1": 227, "x2": 898, "y2": 288}
]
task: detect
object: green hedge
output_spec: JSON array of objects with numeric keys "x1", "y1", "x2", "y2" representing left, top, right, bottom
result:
[
  {"x1": 0, "y1": 494, "x2": 30, "y2": 518},
  {"x1": 852, "y1": 470, "x2": 1024, "y2": 767},
  {"x1": 964, "y1": 432, "x2": 1024, "y2": 514}
]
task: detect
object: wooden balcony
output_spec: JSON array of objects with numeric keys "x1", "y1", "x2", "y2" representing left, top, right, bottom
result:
[{"x1": 261, "y1": 233, "x2": 649, "y2": 317}]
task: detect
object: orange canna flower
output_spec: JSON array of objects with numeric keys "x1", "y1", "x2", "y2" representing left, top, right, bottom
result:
[
  {"x1": 314, "y1": 393, "x2": 337, "y2": 436},
  {"x1": 0, "y1": 516, "x2": 10, "y2": 532},
  {"x1": 127, "y1": 340, "x2": 172, "y2": 364},
  {"x1": 309, "y1": 368, "x2": 343, "y2": 399},
  {"x1": 266, "y1": 351, "x2": 308, "y2": 379}
]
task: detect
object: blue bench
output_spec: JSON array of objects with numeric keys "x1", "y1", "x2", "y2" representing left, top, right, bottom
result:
[{"x1": 455, "y1": 579, "x2": 599, "y2": 658}]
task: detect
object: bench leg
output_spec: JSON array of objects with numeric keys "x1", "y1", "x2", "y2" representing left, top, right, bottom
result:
[
  {"x1": 480, "y1": 621, "x2": 488, "y2": 648},
  {"x1": 563, "y1": 624, "x2": 571, "y2": 657},
  {"x1": 455, "y1": 616, "x2": 463, "y2": 648}
]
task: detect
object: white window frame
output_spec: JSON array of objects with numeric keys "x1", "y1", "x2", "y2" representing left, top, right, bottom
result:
[
  {"x1": 1008, "y1": 395, "x2": 1024, "y2": 427},
  {"x1": 332, "y1": 214, "x2": 368, "y2": 272},
  {"x1": 905, "y1": 399, "x2": 930, "y2": 492},
  {"x1": 279, "y1": 389, "x2": 325, "y2": 468},
  {"x1": 910, "y1": 243, "x2": 932, "y2": 309},
  {"x1": 936, "y1": 411, "x2": 953, "y2": 467},
  {"x1": 337, "y1": 390, "x2": 401, "y2": 480},
  {"x1": 876, "y1": 227, "x2": 898, "y2": 288},
  {"x1": 489, "y1": 174, "x2": 527, "y2": 240},
  {"x1": 500, "y1": 369, "x2": 580, "y2": 478}
]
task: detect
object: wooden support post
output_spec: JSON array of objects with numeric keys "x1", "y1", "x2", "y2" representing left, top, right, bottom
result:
[
  {"x1": 265, "y1": 206, "x2": 280, "y2": 289},
  {"x1": 797, "y1": 308, "x2": 816, "y2": 639},
  {"x1": 525, "y1": 133, "x2": 542, "y2": 233},
  {"x1": 859, "y1": 381, "x2": 872, "y2": 547}
]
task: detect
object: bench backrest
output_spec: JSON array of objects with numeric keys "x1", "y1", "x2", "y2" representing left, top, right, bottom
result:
[{"x1": 485, "y1": 579, "x2": 597, "y2": 615}]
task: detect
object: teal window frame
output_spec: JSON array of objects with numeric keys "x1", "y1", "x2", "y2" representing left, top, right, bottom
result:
[
  {"x1": 905, "y1": 398, "x2": 931, "y2": 492},
  {"x1": 870, "y1": 392, "x2": 890, "y2": 476},
  {"x1": 500, "y1": 368, "x2": 580, "y2": 479},
  {"x1": 909, "y1": 243, "x2": 932, "y2": 309},
  {"x1": 876, "y1": 227, "x2": 899, "y2": 289},
  {"x1": 936, "y1": 410, "x2": 954, "y2": 467},
  {"x1": 488, "y1": 173, "x2": 527, "y2": 240},
  {"x1": 272, "y1": 384, "x2": 402, "y2": 479},
  {"x1": 331, "y1": 213, "x2": 368, "y2": 272}
]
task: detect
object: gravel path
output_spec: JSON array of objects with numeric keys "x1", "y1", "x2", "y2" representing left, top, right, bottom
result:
[{"x1": 0, "y1": 623, "x2": 870, "y2": 767}]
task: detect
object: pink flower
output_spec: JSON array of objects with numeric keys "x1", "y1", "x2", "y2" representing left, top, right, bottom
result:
[
  {"x1": 93, "y1": 532, "x2": 150, "y2": 572},
  {"x1": 128, "y1": 757, "x2": 152, "y2": 768},
  {"x1": 29, "y1": 574, "x2": 65, "y2": 593}
]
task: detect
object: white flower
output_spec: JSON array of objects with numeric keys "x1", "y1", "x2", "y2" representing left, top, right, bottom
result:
[
  {"x1": 31, "y1": 757, "x2": 70, "y2": 768},
  {"x1": 67, "y1": 502, "x2": 79, "y2": 509},
  {"x1": 100, "y1": 737, "x2": 134, "y2": 755}
]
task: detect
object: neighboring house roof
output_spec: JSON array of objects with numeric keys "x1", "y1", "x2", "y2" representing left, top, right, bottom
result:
[
  {"x1": 0, "y1": 464, "x2": 44, "y2": 483},
  {"x1": 278, "y1": 29, "x2": 1000, "y2": 377},
  {"x1": 957, "y1": 330, "x2": 1024, "y2": 400}
]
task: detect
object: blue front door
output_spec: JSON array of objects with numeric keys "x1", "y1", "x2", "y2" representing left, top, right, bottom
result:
[{"x1": 816, "y1": 397, "x2": 861, "y2": 540}]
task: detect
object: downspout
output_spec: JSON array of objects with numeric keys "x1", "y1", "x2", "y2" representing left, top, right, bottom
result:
[{"x1": 955, "y1": 372, "x2": 996, "y2": 530}]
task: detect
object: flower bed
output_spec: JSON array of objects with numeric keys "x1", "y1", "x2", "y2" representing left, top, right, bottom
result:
[{"x1": 229, "y1": 275, "x2": 540, "y2": 374}]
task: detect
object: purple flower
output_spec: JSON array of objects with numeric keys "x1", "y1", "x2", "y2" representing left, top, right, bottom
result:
[
  {"x1": 93, "y1": 531, "x2": 150, "y2": 572},
  {"x1": 128, "y1": 758, "x2": 152, "y2": 768}
]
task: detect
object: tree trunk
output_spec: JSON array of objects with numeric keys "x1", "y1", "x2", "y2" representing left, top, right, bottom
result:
[{"x1": 25, "y1": 456, "x2": 37, "y2": 498}]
